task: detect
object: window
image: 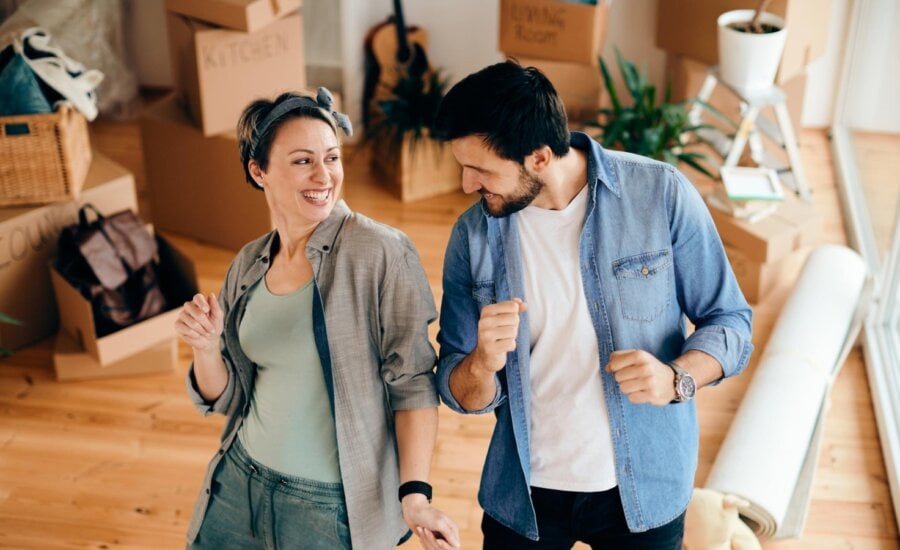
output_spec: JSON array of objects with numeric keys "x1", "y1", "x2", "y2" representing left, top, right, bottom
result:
[{"x1": 832, "y1": 0, "x2": 900, "y2": 529}]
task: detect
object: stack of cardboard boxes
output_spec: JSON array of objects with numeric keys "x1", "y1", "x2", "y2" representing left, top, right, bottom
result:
[
  {"x1": 0, "y1": 153, "x2": 198, "y2": 380},
  {"x1": 712, "y1": 193, "x2": 823, "y2": 303},
  {"x1": 141, "y1": 0, "x2": 309, "y2": 250},
  {"x1": 498, "y1": 0, "x2": 610, "y2": 124},
  {"x1": 654, "y1": 0, "x2": 832, "y2": 303}
]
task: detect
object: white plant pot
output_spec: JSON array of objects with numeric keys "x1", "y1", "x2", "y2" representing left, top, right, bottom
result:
[{"x1": 717, "y1": 10, "x2": 788, "y2": 97}]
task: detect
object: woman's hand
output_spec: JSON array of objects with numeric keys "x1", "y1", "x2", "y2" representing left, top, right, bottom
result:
[
  {"x1": 174, "y1": 293, "x2": 224, "y2": 353},
  {"x1": 402, "y1": 494, "x2": 460, "y2": 550}
]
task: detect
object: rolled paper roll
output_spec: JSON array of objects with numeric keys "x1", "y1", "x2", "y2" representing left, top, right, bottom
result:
[{"x1": 704, "y1": 245, "x2": 868, "y2": 539}]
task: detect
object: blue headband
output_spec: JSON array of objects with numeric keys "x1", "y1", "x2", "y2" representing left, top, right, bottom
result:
[{"x1": 251, "y1": 87, "x2": 352, "y2": 153}]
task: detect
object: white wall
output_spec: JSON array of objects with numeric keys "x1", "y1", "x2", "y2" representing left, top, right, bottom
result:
[
  {"x1": 844, "y1": 0, "x2": 900, "y2": 132},
  {"x1": 803, "y1": 0, "x2": 850, "y2": 127}
]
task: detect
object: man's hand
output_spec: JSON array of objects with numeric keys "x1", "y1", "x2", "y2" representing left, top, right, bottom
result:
[
  {"x1": 402, "y1": 494, "x2": 461, "y2": 550},
  {"x1": 606, "y1": 349, "x2": 676, "y2": 406},
  {"x1": 472, "y1": 298, "x2": 527, "y2": 374}
]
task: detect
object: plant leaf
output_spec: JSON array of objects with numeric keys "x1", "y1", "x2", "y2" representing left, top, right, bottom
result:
[
  {"x1": 599, "y1": 56, "x2": 621, "y2": 113},
  {"x1": 0, "y1": 312, "x2": 21, "y2": 326},
  {"x1": 678, "y1": 153, "x2": 715, "y2": 178}
]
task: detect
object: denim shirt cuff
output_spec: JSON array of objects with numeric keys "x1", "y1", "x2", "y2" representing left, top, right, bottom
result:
[
  {"x1": 682, "y1": 325, "x2": 752, "y2": 383},
  {"x1": 185, "y1": 362, "x2": 235, "y2": 416},
  {"x1": 437, "y1": 355, "x2": 503, "y2": 414}
]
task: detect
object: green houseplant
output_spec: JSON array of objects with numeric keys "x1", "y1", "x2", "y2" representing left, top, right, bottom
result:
[
  {"x1": 366, "y1": 71, "x2": 447, "y2": 162},
  {"x1": 365, "y1": 70, "x2": 462, "y2": 202},
  {"x1": 585, "y1": 49, "x2": 731, "y2": 178}
]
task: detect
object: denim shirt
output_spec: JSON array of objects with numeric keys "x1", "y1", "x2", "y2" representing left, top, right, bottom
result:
[
  {"x1": 184, "y1": 201, "x2": 439, "y2": 549},
  {"x1": 436, "y1": 133, "x2": 753, "y2": 539}
]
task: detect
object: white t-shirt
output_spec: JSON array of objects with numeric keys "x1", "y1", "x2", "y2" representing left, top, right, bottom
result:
[{"x1": 516, "y1": 184, "x2": 617, "y2": 492}]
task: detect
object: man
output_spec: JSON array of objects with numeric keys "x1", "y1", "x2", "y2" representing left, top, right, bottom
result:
[{"x1": 433, "y1": 61, "x2": 753, "y2": 549}]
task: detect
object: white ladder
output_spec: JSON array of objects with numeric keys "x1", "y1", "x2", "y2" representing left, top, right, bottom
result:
[{"x1": 687, "y1": 67, "x2": 812, "y2": 202}]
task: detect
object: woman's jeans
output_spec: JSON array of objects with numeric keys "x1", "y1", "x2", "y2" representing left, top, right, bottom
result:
[{"x1": 188, "y1": 438, "x2": 350, "y2": 550}]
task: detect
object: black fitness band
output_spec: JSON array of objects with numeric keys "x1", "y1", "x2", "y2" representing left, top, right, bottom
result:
[{"x1": 398, "y1": 480, "x2": 433, "y2": 503}]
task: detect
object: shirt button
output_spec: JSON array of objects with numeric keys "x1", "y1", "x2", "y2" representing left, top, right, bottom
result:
[
  {"x1": 261, "y1": 256, "x2": 269, "y2": 263},
  {"x1": 322, "y1": 245, "x2": 330, "y2": 251},
  {"x1": 640, "y1": 266, "x2": 650, "y2": 276},
  {"x1": 240, "y1": 284, "x2": 247, "y2": 291}
]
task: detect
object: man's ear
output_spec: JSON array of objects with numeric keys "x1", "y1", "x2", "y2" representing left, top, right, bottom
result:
[{"x1": 527, "y1": 145, "x2": 553, "y2": 173}]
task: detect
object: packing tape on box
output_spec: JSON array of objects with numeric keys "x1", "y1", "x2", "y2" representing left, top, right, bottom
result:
[{"x1": 704, "y1": 245, "x2": 869, "y2": 539}]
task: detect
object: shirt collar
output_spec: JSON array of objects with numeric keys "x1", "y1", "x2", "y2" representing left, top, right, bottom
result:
[
  {"x1": 257, "y1": 199, "x2": 351, "y2": 260},
  {"x1": 478, "y1": 132, "x2": 621, "y2": 219},
  {"x1": 570, "y1": 131, "x2": 621, "y2": 199}
]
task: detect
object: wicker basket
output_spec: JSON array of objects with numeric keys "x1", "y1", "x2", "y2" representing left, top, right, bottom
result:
[{"x1": 0, "y1": 105, "x2": 92, "y2": 206}]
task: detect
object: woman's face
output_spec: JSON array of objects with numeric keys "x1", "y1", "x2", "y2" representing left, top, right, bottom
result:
[{"x1": 252, "y1": 117, "x2": 343, "y2": 227}]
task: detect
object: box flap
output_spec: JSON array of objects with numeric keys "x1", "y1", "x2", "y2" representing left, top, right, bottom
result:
[
  {"x1": 165, "y1": 0, "x2": 302, "y2": 32},
  {"x1": 53, "y1": 331, "x2": 176, "y2": 381}
]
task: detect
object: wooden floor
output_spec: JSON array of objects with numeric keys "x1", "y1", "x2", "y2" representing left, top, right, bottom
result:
[{"x1": 0, "y1": 118, "x2": 897, "y2": 549}]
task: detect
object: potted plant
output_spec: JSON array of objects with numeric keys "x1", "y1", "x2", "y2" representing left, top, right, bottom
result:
[
  {"x1": 585, "y1": 49, "x2": 731, "y2": 178},
  {"x1": 717, "y1": 0, "x2": 787, "y2": 97},
  {"x1": 365, "y1": 70, "x2": 461, "y2": 202},
  {"x1": 0, "y1": 312, "x2": 22, "y2": 358}
]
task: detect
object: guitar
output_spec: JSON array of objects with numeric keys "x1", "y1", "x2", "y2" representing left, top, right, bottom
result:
[{"x1": 362, "y1": 0, "x2": 431, "y2": 129}]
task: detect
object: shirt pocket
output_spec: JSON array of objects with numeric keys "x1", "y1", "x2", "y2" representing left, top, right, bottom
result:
[
  {"x1": 471, "y1": 280, "x2": 495, "y2": 305},
  {"x1": 612, "y1": 249, "x2": 672, "y2": 322}
]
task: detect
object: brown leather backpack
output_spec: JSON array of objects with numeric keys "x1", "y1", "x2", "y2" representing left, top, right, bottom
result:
[{"x1": 56, "y1": 205, "x2": 167, "y2": 337}]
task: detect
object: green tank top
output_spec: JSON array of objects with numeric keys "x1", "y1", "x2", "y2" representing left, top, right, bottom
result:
[{"x1": 237, "y1": 278, "x2": 341, "y2": 482}]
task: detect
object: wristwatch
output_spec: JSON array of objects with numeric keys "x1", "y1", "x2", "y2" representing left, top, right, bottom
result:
[{"x1": 667, "y1": 361, "x2": 696, "y2": 403}]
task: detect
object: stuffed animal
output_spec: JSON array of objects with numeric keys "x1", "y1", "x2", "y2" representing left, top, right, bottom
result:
[{"x1": 683, "y1": 488, "x2": 762, "y2": 550}]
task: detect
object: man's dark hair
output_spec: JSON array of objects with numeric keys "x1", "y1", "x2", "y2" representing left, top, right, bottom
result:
[{"x1": 433, "y1": 60, "x2": 570, "y2": 164}]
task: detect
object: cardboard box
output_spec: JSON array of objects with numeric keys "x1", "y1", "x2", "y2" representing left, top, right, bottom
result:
[
  {"x1": 0, "y1": 153, "x2": 137, "y2": 352},
  {"x1": 53, "y1": 331, "x2": 176, "y2": 381},
  {"x1": 708, "y1": 192, "x2": 822, "y2": 264},
  {"x1": 167, "y1": 11, "x2": 306, "y2": 136},
  {"x1": 666, "y1": 53, "x2": 807, "y2": 133},
  {"x1": 165, "y1": 0, "x2": 302, "y2": 32},
  {"x1": 725, "y1": 244, "x2": 790, "y2": 303},
  {"x1": 50, "y1": 233, "x2": 198, "y2": 366},
  {"x1": 140, "y1": 94, "x2": 274, "y2": 250},
  {"x1": 371, "y1": 134, "x2": 461, "y2": 203},
  {"x1": 656, "y1": 0, "x2": 832, "y2": 84},
  {"x1": 517, "y1": 56, "x2": 603, "y2": 124},
  {"x1": 499, "y1": 0, "x2": 609, "y2": 65}
]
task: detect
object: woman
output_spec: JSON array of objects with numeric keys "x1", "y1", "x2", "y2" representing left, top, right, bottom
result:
[{"x1": 175, "y1": 88, "x2": 459, "y2": 550}]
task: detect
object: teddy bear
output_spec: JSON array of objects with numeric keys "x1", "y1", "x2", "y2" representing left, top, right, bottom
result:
[{"x1": 683, "y1": 487, "x2": 762, "y2": 550}]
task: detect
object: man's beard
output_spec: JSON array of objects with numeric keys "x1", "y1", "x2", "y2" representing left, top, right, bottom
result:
[{"x1": 484, "y1": 167, "x2": 545, "y2": 217}]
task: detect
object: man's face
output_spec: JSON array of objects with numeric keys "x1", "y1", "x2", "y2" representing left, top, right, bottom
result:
[{"x1": 451, "y1": 136, "x2": 545, "y2": 217}]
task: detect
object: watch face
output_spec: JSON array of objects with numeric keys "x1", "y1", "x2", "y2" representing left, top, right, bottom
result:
[{"x1": 677, "y1": 375, "x2": 697, "y2": 400}]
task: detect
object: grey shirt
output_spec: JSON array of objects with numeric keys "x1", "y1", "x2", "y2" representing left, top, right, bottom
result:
[{"x1": 185, "y1": 200, "x2": 439, "y2": 548}]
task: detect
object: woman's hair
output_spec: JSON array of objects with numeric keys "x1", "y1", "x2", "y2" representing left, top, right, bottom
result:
[
  {"x1": 433, "y1": 60, "x2": 570, "y2": 164},
  {"x1": 236, "y1": 88, "x2": 348, "y2": 190}
]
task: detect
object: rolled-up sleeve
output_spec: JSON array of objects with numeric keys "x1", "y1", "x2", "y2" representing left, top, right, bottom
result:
[
  {"x1": 380, "y1": 246, "x2": 440, "y2": 411},
  {"x1": 186, "y1": 353, "x2": 238, "y2": 416},
  {"x1": 669, "y1": 170, "x2": 754, "y2": 379},
  {"x1": 436, "y1": 223, "x2": 504, "y2": 414}
]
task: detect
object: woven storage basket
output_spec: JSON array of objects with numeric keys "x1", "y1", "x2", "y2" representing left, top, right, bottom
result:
[{"x1": 0, "y1": 105, "x2": 92, "y2": 206}]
